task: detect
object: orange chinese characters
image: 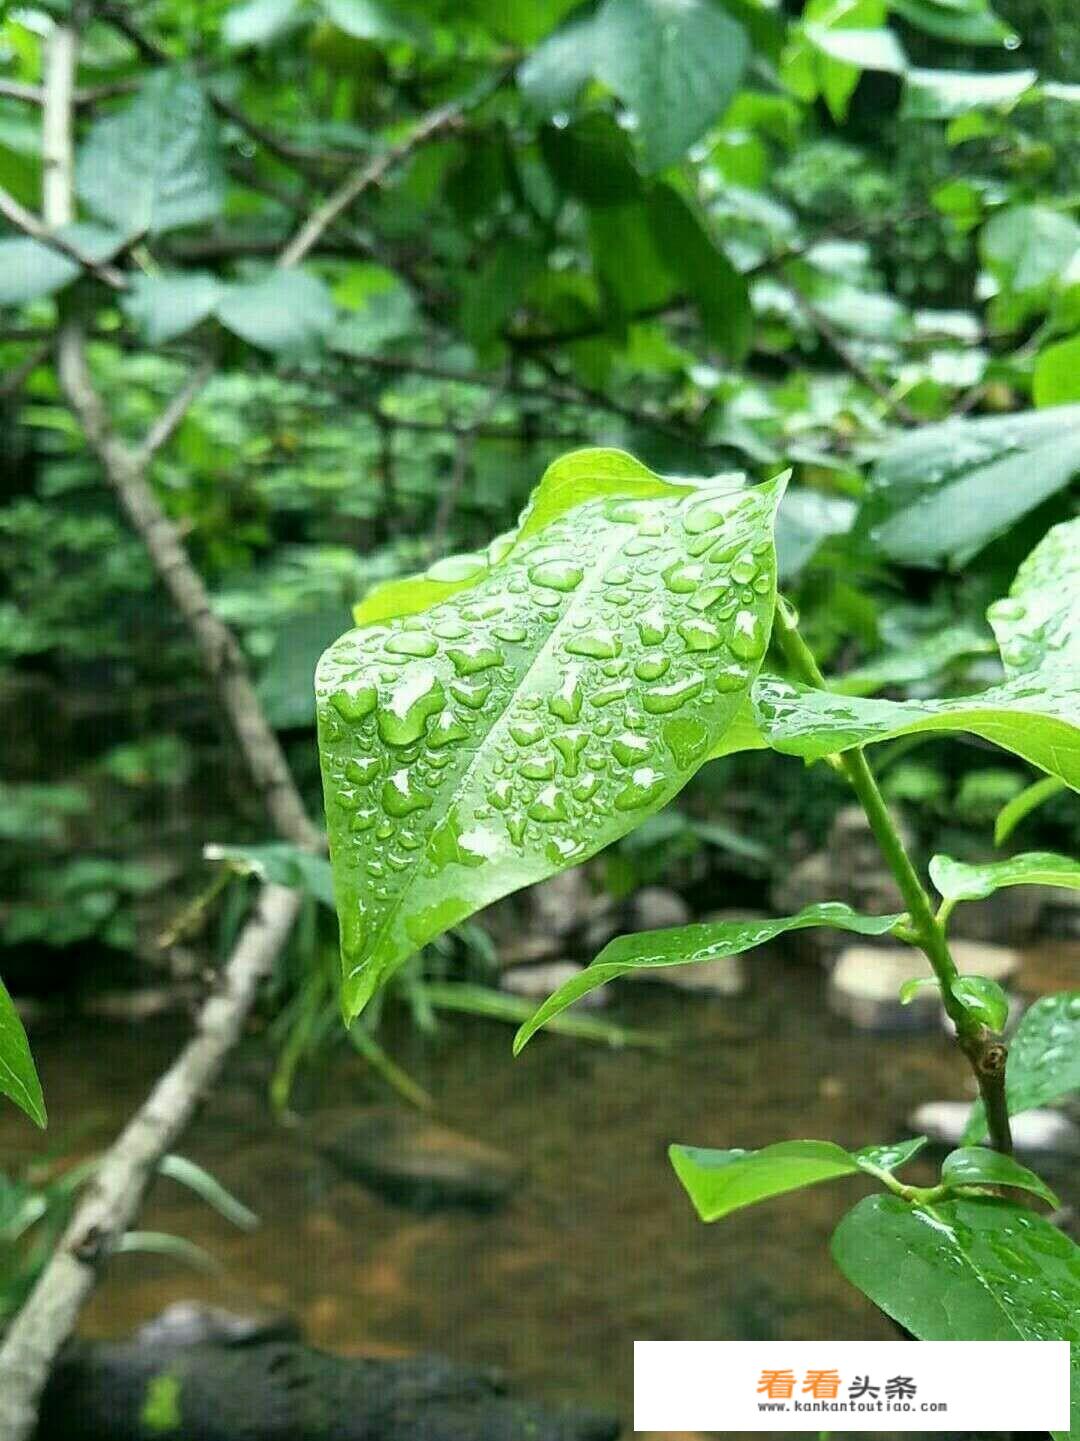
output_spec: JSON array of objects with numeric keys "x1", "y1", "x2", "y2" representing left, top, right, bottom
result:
[
  {"x1": 757, "y1": 1369, "x2": 797, "y2": 1399},
  {"x1": 803, "y1": 1369, "x2": 843, "y2": 1399}
]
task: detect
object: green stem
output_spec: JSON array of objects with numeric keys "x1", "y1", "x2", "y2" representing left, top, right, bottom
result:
[{"x1": 773, "y1": 599, "x2": 1013, "y2": 1156}]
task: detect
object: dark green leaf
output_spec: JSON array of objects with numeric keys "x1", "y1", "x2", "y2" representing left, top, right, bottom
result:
[
  {"x1": 831, "y1": 1194, "x2": 1079, "y2": 1441},
  {"x1": 963, "y1": 992, "x2": 1080, "y2": 1143},
  {"x1": 995, "y1": 776, "x2": 1067, "y2": 846},
  {"x1": 539, "y1": 114, "x2": 643, "y2": 206},
  {"x1": 514, "y1": 903, "x2": 901, "y2": 1048},
  {"x1": 0, "y1": 976, "x2": 46, "y2": 1128},
  {"x1": 77, "y1": 71, "x2": 225, "y2": 235},
  {"x1": 594, "y1": 0, "x2": 750, "y2": 172},
  {"x1": 317, "y1": 450, "x2": 786, "y2": 1020},
  {"x1": 949, "y1": 975, "x2": 1009, "y2": 1032},
  {"x1": 646, "y1": 183, "x2": 752, "y2": 359},
  {"x1": 940, "y1": 1146, "x2": 1059, "y2": 1208}
]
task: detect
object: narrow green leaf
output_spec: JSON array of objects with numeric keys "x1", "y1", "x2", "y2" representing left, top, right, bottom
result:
[
  {"x1": 513, "y1": 903, "x2": 901, "y2": 1051},
  {"x1": 0, "y1": 976, "x2": 46, "y2": 1129},
  {"x1": 995, "y1": 776, "x2": 1068, "y2": 846},
  {"x1": 949, "y1": 975, "x2": 1010, "y2": 1032},
  {"x1": 888, "y1": 0, "x2": 1016, "y2": 46},
  {"x1": 416, "y1": 981, "x2": 663, "y2": 1050},
  {"x1": 931, "y1": 851, "x2": 1080, "y2": 902},
  {"x1": 76, "y1": 70, "x2": 225, "y2": 235},
  {"x1": 963, "y1": 991, "x2": 1080, "y2": 1143},
  {"x1": 318, "y1": 453, "x2": 787, "y2": 1020},
  {"x1": 751, "y1": 673, "x2": 1080, "y2": 792},
  {"x1": 158, "y1": 1154, "x2": 259, "y2": 1229},
  {"x1": 831, "y1": 1194, "x2": 1079, "y2": 1441},
  {"x1": 940, "y1": 1146, "x2": 1060, "y2": 1209},
  {"x1": 670, "y1": 1139, "x2": 862, "y2": 1223},
  {"x1": 899, "y1": 976, "x2": 939, "y2": 1005}
]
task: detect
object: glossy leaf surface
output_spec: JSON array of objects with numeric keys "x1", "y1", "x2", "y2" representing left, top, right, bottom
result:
[
  {"x1": 931, "y1": 851, "x2": 1080, "y2": 902},
  {"x1": 0, "y1": 976, "x2": 46, "y2": 1128},
  {"x1": 750, "y1": 674, "x2": 1080, "y2": 790},
  {"x1": 856, "y1": 406, "x2": 1080, "y2": 566},
  {"x1": 988, "y1": 516, "x2": 1080, "y2": 676},
  {"x1": 995, "y1": 776, "x2": 1068, "y2": 846},
  {"x1": 514, "y1": 903, "x2": 901, "y2": 1050},
  {"x1": 963, "y1": 991, "x2": 1080, "y2": 1144},
  {"x1": 671, "y1": 1135, "x2": 926, "y2": 1223},
  {"x1": 949, "y1": 975, "x2": 1009, "y2": 1032},
  {"x1": 317, "y1": 451, "x2": 785, "y2": 1019},
  {"x1": 940, "y1": 1146, "x2": 1059, "y2": 1209},
  {"x1": 832, "y1": 1195, "x2": 1079, "y2": 1441}
]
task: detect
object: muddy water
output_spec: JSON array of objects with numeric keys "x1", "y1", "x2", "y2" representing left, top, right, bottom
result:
[{"x1": 5, "y1": 944, "x2": 1079, "y2": 1440}]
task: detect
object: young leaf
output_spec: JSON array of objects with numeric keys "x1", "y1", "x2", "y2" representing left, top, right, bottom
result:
[
  {"x1": 831, "y1": 1194, "x2": 1080, "y2": 1441},
  {"x1": 513, "y1": 903, "x2": 901, "y2": 1050},
  {"x1": 0, "y1": 976, "x2": 46, "y2": 1128},
  {"x1": 931, "y1": 851, "x2": 1080, "y2": 903},
  {"x1": 670, "y1": 1140, "x2": 863, "y2": 1223},
  {"x1": 995, "y1": 776, "x2": 1067, "y2": 846},
  {"x1": 963, "y1": 991, "x2": 1080, "y2": 1144},
  {"x1": 76, "y1": 70, "x2": 226, "y2": 235},
  {"x1": 204, "y1": 841, "x2": 336, "y2": 909},
  {"x1": 670, "y1": 1135, "x2": 927, "y2": 1223},
  {"x1": 949, "y1": 975, "x2": 1009, "y2": 1032},
  {"x1": 856, "y1": 406, "x2": 1080, "y2": 566},
  {"x1": 750, "y1": 673, "x2": 1080, "y2": 791},
  {"x1": 939, "y1": 1146, "x2": 1060, "y2": 1209},
  {"x1": 317, "y1": 451, "x2": 786, "y2": 1020}
]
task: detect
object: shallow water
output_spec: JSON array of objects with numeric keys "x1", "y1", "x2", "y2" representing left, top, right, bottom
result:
[{"x1": 5, "y1": 942, "x2": 1078, "y2": 1440}]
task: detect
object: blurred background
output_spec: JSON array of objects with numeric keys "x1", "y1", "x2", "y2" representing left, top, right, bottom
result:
[{"x1": 1, "y1": 0, "x2": 1078, "y2": 1436}]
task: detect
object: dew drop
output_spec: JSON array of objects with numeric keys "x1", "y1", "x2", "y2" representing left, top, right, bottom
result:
[
  {"x1": 451, "y1": 679, "x2": 491, "y2": 710},
  {"x1": 331, "y1": 683, "x2": 377, "y2": 722},
  {"x1": 678, "y1": 617, "x2": 723, "y2": 653},
  {"x1": 529, "y1": 560, "x2": 584, "y2": 592},
  {"x1": 552, "y1": 729, "x2": 588, "y2": 776},
  {"x1": 549, "y1": 670, "x2": 583, "y2": 722},
  {"x1": 643, "y1": 674, "x2": 705, "y2": 714},
  {"x1": 386, "y1": 632, "x2": 438, "y2": 659},
  {"x1": 345, "y1": 757, "x2": 379, "y2": 785},
  {"x1": 638, "y1": 607, "x2": 669, "y2": 645},
  {"x1": 615, "y1": 767, "x2": 666, "y2": 811},
  {"x1": 730, "y1": 552, "x2": 757, "y2": 585},
  {"x1": 381, "y1": 768, "x2": 433, "y2": 817},
  {"x1": 662, "y1": 560, "x2": 706, "y2": 594},
  {"x1": 447, "y1": 642, "x2": 503, "y2": 675},
  {"x1": 635, "y1": 652, "x2": 670, "y2": 681},
  {"x1": 510, "y1": 718, "x2": 545, "y2": 746},
  {"x1": 612, "y1": 731, "x2": 651, "y2": 766},
  {"x1": 729, "y1": 610, "x2": 765, "y2": 661},
  {"x1": 528, "y1": 785, "x2": 568, "y2": 823},
  {"x1": 377, "y1": 671, "x2": 445, "y2": 747},
  {"x1": 566, "y1": 627, "x2": 620, "y2": 659},
  {"x1": 427, "y1": 711, "x2": 469, "y2": 749},
  {"x1": 520, "y1": 754, "x2": 557, "y2": 781}
]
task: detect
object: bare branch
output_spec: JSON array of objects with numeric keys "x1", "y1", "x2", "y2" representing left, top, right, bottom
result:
[
  {"x1": 789, "y1": 289, "x2": 920, "y2": 427},
  {"x1": 0, "y1": 78, "x2": 44, "y2": 104},
  {"x1": 135, "y1": 354, "x2": 216, "y2": 465},
  {"x1": 0, "y1": 182, "x2": 128, "y2": 289}
]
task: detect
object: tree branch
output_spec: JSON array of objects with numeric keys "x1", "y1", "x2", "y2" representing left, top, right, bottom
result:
[{"x1": 0, "y1": 182, "x2": 128, "y2": 290}]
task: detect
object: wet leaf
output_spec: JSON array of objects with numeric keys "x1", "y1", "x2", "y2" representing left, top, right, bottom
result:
[
  {"x1": 0, "y1": 976, "x2": 46, "y2": 1128},
  {"x1": 670, "y1": 1135, "x2": 925, "y2": 1223},
  {"x1": 963, "y1": 991, "x2": 1080, "y2": 1144},
  {"x1": 831, "y1": 1194, "x2": 1079, "y2": 1441},
  {"x1": 988, "y1": 516, "x2": 1080, "y2": 676},
  {"x1": 317, "y1": 450, "x2": 786, "y2": 1019},
  {"x1": 931, "y1": 851, "x2": 1080, "y2": 902},
  {"x1": 940, "y1": 1146, "x2": 1059, "y2": 1209},
  {"x1": 514, "y1": 903, "x2": 901, "y2": 1049},
  {"x1": 857, "y1": 406, "x2": 1080, "y2": 566},
  {"x1": 949, "y1": 975, "x2": 1009, "y2": 1032},
  {"x1": 995, "y1": 776, "x2": 1067, "y2": 846}
]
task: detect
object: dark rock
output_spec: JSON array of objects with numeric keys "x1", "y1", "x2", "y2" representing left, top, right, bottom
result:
[
  {"x1": 317, "y1": 1107, "x2": 522, "y2": 1212},
  {"x1": 131, "y1": 1301, "x2": 301, "y2": 1350},
  {"x1": 36, "y1": 1340, "x2": 619, "y2": 1441}
]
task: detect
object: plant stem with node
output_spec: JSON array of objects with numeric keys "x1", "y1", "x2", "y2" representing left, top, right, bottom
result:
[{"x1": 773, "y1": 597, "x2": 1013, "y2": 1156}]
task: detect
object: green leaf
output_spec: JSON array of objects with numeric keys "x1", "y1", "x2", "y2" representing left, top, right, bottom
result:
[
  {"x1": 317, "y1": 452, "x2": 787, "y2": 1020},
  {"x1": 888, "y1": 0, "x2": 1016, "y2": 45},
  {"x1": 539, "y1": 114, "x2": 643, "y2": 206},
  {"x1": 204, "y1": 841, "x2": 336, "y2": 908},
  {"x1": 775, "y1": 490, "x2": 857, "y2": 580},
  {"x1": 963, "y1": 991, "x2": 1080, "y2": 1144},
  {"x1": 670, "y1": 1134, "x2": 926, "y2": 1222},
  {"x1": 931, "y1": 851, "x2": 1080, "y2": 903},
  {"x1": 223, "y1": 0, "x2": 303, "y2": 47},
  {"x1": 671, "y1": 1139, "x2": 865, "y2": 1223},
  {"x1": 858, "y1": 406, "x2": 1080, "y2": 566},
  {"x1": 323, "y1": 0, "x2": 429, "y2": 45},
  {"x1": 804, "y1": 24, "x2": 907, "y2": 73},
  {"x1": 1035, "y1": 335, "x2": 1080, "y2": 407},
  {"x1": 949, "y1": 975, "x2": 1009, "y2": 1032},
  {"x1": 514, "y1": 903, "x2": 901, "y2": 1049},
  {"x1": 0, "y1": 975, "x2": 46, "y2": 1128},
  {"x1": 831, "y1": 1194, "x2": 1079, "y2": 1441},
  {"x1": 0, "y1": 224, "x2": 125, "y2": 306},
  {"x1": 593, "y1": 0, "x2": 750, "y2": 172},
  {"x1": 982, "y1": 204, "x2": 1080, "y2": 296},
  {"x1": 989, "y1": 515, "x2": 1080, "y2": 676},
  {"x1": 646, "y1": 183, "x2": 752, "y2": 359},
  {"x1": 123, "y1": 272, "x2": 226, "y2": 343},
  {"x1": 940, "y1": 1146, "x2": 1059, "y2": 1208},
  {"x1": 216, "y1": 269, "x2": 337, "y2": 352},
  {"x1": 76, "y1": 70, "x2": 225, "y2": 236},
  {"x1": 995, "y1": 776, "x2": 1067, "y2": 846},
  {"x1": 900, "y1": 976, "x2": 939, "y2": 1005},
  {"x1": 902, "y1": 67, "x2": 1035, "y2": 120},
  {"x1": 751, "y1": 672, "x2": 1080, "y2": 792},
  {"x1": 517, "y1": 15, "x2": 601, "y2": 116}
]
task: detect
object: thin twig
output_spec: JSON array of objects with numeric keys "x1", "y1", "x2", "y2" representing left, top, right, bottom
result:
[
  {"x1": 789, "y1": 289, "x2": 920, "y2": 427},
  {"x1": 135, "y1": 355, "x2": 216, "y2": 465},
  {"x1": 0, "y1": 182, "x2": 128, "y2": 289},
  {"x1": 0, "y1": 340, "x2": 51, "y2": 399}
]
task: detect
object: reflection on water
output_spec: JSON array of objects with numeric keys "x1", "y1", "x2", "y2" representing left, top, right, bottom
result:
[{"x1": 4, "y1": 947, "x2": 1077, "y2": 1441}]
